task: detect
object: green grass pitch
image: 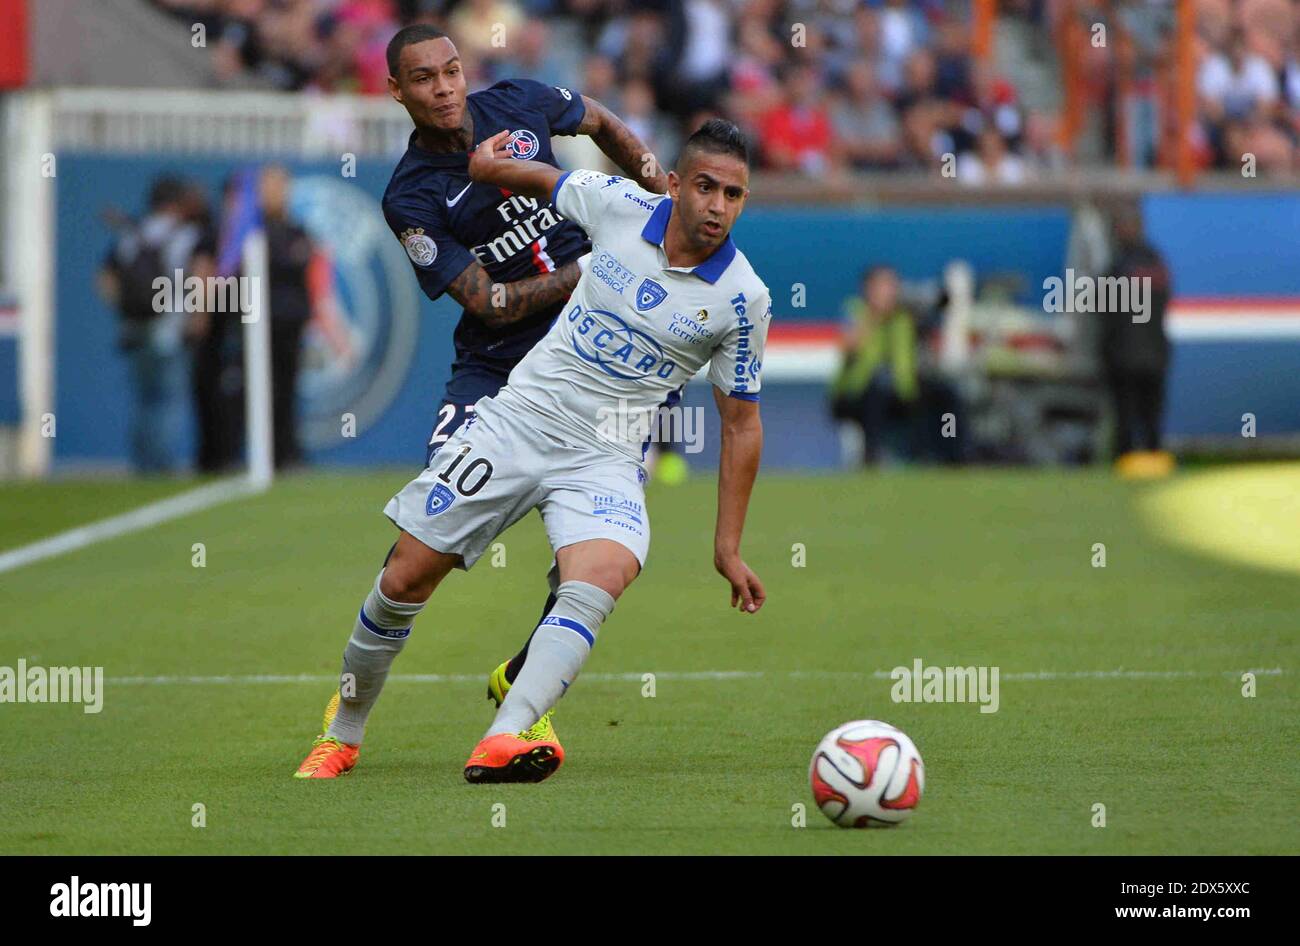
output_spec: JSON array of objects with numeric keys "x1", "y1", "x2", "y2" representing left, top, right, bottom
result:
[{"x1": 1, "y1": 469, "x2": 1296, "y2": 854}]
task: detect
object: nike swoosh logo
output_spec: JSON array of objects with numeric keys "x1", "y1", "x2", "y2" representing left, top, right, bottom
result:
[
  {"x1": 470, "y1": 751, "x2": 488, "y2": 761},
  {"x1": 446, "y1": 182, "x2": 472, "y2": 207}
]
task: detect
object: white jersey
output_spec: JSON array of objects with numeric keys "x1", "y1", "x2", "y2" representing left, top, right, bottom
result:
[{"x1": 498, "y1": 169, "x2": 772, "y2": 461}]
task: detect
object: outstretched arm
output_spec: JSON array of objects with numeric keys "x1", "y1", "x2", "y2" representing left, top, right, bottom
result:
[
  {"x1": 468, "y1": 130, "x2": 565, "y2": 203},
  {"x1": 576, "y1": 95, "x2": 669, "y2": 194},
  {"x1": 712, "y1": 386, "x2": 765, "y2": 613},
  {"x1": 444, "y1": 258, "x2": 579, "y2": 330}
]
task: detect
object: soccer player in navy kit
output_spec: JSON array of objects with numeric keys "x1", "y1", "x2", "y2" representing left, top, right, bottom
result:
[
  {"x1": 381, "y1": 25, "x2": 667, "y2": 461},
  {"x1": 297, "y1": 120, "x2": 769, "y2": 784},
  {"x1": 314, "y1": 25, "x2": 668, "y2": 759}
]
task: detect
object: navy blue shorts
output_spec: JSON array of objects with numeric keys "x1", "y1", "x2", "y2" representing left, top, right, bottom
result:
[{"x1": 424, "y1": 357, "x2": 515, "y2": 466}]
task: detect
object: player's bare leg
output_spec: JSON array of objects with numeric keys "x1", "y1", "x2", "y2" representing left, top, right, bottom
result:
[
  {"x1": 296, "y1": 531, "x2": 460, "y2": 779},
  {"x1": 464, "y1": 539, "x2": 639, "y2": 783}
]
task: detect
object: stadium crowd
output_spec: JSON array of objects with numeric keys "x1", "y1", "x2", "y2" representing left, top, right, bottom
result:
[
  {"x1": 144, "y1": 0, "x2": 1045, "y2": 181},
  {"x1": 1073, "y1": 0, "x2": 1300, "y2": 172},
  {"x1": 146, "y1": 0, "x2": 1300, "y2": 177},
  {"x1": 147, "y1": 0, "x2": 1300, "y2": 176}
]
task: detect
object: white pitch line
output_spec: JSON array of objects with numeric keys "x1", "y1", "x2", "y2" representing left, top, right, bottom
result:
[
  {"x1": 0, "y1": 476, "x2": 263, "y2": 576},
  {"x1": 106, "y1": 668, "x2": 1284, "y2": 686}
]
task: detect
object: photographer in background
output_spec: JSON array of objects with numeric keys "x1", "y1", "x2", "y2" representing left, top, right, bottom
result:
[
  {"x1": 1099, "y1": 204, "x2": 1172, "y2": 466},
  {"x1": 257, "y1": 165, "x2": 316, "y2": 471},
  {"x1": 830, "y1": 265, "x2": 919, "y2": 465},
  {"x1": 99, "y1": 176, "x2": 206, "y2": 475}
]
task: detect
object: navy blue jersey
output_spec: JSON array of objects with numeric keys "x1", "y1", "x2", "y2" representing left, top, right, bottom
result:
[{"x1": 382, "y1": 79, "x2": 592, "y2": 363}]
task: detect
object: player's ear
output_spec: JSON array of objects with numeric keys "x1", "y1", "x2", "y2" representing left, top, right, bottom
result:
[
  {"x1": 387, "y1": 74, "x2": 402, "y2": 104},
  {"x1": 666, "y1": 171, "x2": 680, "y2": 200}
]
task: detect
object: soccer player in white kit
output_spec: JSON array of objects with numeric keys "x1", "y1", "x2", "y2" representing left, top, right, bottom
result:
[{"x1": 294, "y1": 119, "x2": 771, "y2": 783}]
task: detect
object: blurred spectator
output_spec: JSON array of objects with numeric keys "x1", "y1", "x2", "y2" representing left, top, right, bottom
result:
[
  {"x1": 832, "y1": 59, "x2": 902, "y2": 169},
  {"x1": 1198, "y1": 31, "x2": 1279, "y2": 126},
  {"x1": 1115, "y1": 0, "x2": 1173, "y2": 168},
  {"x1": 258, "y1": 166, "x2": 317, "y2": 470},
  {"x1": 960, "y1": 62, "x2": 1024, "y2": 151},
  {"x1": 659, "y1": 0, "x2": 733, "y2": 117},
  {"x1": 894, "y1": 49, "x2": 955, "y2": 168},
  {"x1": 99, "y1": 176, "x2": 207, "y2": 474},
  {"x1": 191, "y1": 177, "x2": 244, "y2": 474},
  {"x1": 581, "y1": 54, "x2": 620, "y2": 110},
  {"x1": 449, "y1": 0, "x2": 524, "y2": 86},
  {"x1": 957, "y1": 127, "x2": 1030, "y2": 185},
  {"x1": 621, "y1": 78, "x2": 681, "y2": 169},
  {"x1": 829, "y1": 266, "x2": 919, "y2": 465},
  {"x1": 758, "y1": 62, "x2": 840, "y2": 174},
  {"x1": 509, "y1": 18, "x2": 575, "y2": 88},
  {"x1": 930, "y1": 17, "x2": 972, "y2": 102},
  {"x1": 728, "y1": 15, "x2": 785, "y2": 129},
  {"x1": 1099, "y1": 205, "x2": 1172, "y2": 458},
  {"x1": 1222, "y1": 113, "x2": 1295, "y2": 171},
  {"x1": 877, "y1": 0, "x2": 929, "y2": 93},
  {"x1": 596, "y1": 10, "x2": 667, "y2": 86}
]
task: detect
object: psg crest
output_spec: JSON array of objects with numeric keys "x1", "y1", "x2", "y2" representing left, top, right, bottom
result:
[
  {"x1": 506, "y1": 129, "x2": 541, "y2": 160},
  {"x1": 635, "y1": 278, "x2": 668, "y2": 311}
]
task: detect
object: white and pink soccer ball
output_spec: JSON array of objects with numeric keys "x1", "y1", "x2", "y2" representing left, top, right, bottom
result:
[{"x1": 809, "y1": 720, "x2": 925, "y2": 828}]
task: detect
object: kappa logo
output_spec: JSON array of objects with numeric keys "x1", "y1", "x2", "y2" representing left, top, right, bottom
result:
[
  {"x1": 593, "y1": 491, "x2": 644, "y2": 525},
  {"x1": 400, "y1": 227, "x2": 437, "y2": 267},
  {"x1": 425, "y1": 483, "x2": 456, "y2": 516},
  {"x1": 506, "y1": 129, "x2": 541, "y2": 160},
  {"x1": 635, "y1": 278, "x2": 668, "y2": 312},
  {"x1": 622, "y1": 191, "x2": 655, "y2": 211}
]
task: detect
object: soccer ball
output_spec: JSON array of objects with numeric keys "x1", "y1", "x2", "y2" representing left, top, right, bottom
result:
[{"x1": 809, "y1": 720, "x2": 925, "y2": 828}]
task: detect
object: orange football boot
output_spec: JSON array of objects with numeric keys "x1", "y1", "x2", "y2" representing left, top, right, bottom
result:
[
  {"x1": 463, "y1": 731, "x2": 564, "y2": 784},
  {"x1": 294, "y1": 735, "x2": 360, "y2": 779}
]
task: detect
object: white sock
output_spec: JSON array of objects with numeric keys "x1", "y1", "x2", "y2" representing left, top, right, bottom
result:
[
  {"x1": 486, "y1": 580, "x2": 615, "y2": 737},
  {"x1": 326, "y1": 570, "x2": 426, "y2": 745}
]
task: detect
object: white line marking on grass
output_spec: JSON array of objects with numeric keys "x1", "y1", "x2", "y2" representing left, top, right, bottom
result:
[
  {"x1": 0, "y1": 476, "x2": 263, "y2": 576},
  {"x1": 107, "y1": 668, "x2": 1284, "y2": 686}
]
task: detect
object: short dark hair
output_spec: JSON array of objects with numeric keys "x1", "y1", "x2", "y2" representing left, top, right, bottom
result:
[
  {"x1": 861, "y1": 264, "x2": 897, "y2": 285},
  {"x1": 677, "y1": 119, "x2": 750, "y2": 170},
  {"x1": 386, "y1": 24, "x2": 451, "y2": 78},
  {"x1": 147, "y1": 175, "x2": 189, "y2": 211}
]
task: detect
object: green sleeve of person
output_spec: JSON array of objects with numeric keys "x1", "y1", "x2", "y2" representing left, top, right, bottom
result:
[
  {"x1": 832, "y1": 300, "x2": 918, "y2": 401},
  {"x1": 890, "y1": 310, "x2": 918, "y2": 402}
]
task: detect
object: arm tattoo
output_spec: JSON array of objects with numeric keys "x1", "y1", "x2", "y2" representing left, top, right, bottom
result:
[
  {"x1": 446, "y1": 260, "x2": 580, "y2": 330},
  {"x1": 578, "y1": 96, "x2": 669, "y2": 194}
]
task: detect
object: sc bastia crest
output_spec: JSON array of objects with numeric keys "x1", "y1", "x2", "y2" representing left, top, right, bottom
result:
[
  {"x1": 635, "y1": 278, "x2": 668, "y2": 312},
  {"x1": 426, "y1": 483, "x2": 456, "y2": 516},
  {"x1": 506, "y1": 129, "x2": 541, "y2": 160},
  {"x1": 401, "y1": 227, "x2": 437, "y2": 267}
]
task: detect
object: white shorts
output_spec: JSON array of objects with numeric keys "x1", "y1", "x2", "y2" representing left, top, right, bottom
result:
[{"x1": 384, "y1": 389, "x2": 650, "y2": 570}]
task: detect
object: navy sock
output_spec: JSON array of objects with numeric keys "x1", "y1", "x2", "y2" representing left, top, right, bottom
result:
[{"x1": 504, "y1": 591, "x2": 556, "y2": 683}]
